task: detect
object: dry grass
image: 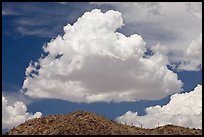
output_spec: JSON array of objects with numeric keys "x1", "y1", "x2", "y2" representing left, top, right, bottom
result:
[{"x1": 4, "y1": 110, "x2": 202, "y2": 135}]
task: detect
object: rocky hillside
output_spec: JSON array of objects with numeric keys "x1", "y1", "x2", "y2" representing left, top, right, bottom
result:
[{"x1": 4, "y1": 111, "x2": 202, "y2": 135}]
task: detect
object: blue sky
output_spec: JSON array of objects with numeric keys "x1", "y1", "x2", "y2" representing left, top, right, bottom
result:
[{"x1": 2, "y1": 2, "x2": 202, "y2": 130}]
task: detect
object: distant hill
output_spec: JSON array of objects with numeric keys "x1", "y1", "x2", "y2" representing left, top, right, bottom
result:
[
  {"x1": 4, "y1": 111, "x2": 202, "y2": 135},
  {"x1": 2, "y1": 129, "x2": 8, "y2": 135}
]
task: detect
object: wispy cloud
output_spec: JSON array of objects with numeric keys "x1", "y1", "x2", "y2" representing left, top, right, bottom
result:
[
  {"x1": 2, "y1": 2, "x2": 92, "y2": 38},
  {"x1": 58, "y1": 2, "x2": 68, "y2": 5},
  {"x1": 2, "y1": 9, "x2": 20, "y2": 16},
  {"x1": 16, "y1": 26, "x2": 59, "y2": 38}
]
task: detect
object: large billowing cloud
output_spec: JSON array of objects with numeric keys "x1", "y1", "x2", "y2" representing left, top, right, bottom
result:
[
  {"x1": 116, "y1": 84, "x2": 202, "y2": 129},
  {"x1": 22, "y1": 9, "x2": 183, "y2": 103},
  {"x1": 2, "y1": 95, "x2": 42, "y2": 129},
  {"x1": 177, "y1": 33, "x2": 202, "y2": 71}
]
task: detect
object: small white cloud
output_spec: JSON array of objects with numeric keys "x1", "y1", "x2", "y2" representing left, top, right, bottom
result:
[
  {"x1": 2, "y1": 95, "x2": 42, "y2": 129},
  {"x1": 2, "y1": 10, "x2": 6, "y2": 15},
  {"x1": 116, "y1": 84, "x2": 202, "y2": 129},
  {"x1": 59, "y1": 2, "x2": 68, "y2": 5},
  {"x1": 151, "y1": 42, "x2": 169, "y2": 55},
  {"x1": 177, "y1": 33, "x2": 202, "y2": 71},
  {"x1": 2, "y1": 8, "x2": 19, "y2": 16},
  {"x1": 22, "y1": 9, "x2": 183, "y2": 103}
]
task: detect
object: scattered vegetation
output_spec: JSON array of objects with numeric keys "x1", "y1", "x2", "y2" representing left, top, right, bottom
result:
[{"x1": 4, "y1": 111, "x2": 202, "y2": 135}]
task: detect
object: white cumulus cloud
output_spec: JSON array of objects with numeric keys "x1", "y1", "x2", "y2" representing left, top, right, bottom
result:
[
  {"x1": 2, "y1": 95, "x2": 42, "y2": 129},
  {"x1": 116, "y1": 84, "x2": 202, "y2": 129},
  {"x1": 22, "y1": 9, "x2": 183, "y2": 103}
]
